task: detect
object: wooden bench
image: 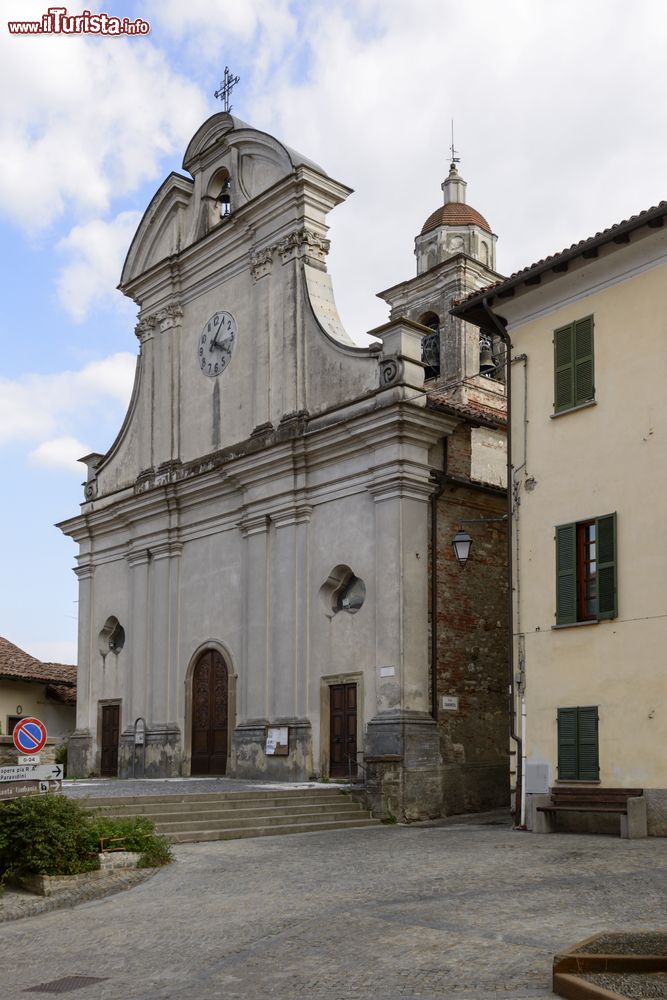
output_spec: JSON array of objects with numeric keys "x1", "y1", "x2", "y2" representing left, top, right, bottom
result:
[{"x1": 533, "y1": 787, "x2": 647, "y2": 838}]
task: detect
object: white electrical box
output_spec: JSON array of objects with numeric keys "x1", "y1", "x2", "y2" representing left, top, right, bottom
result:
[{"x1": 525, "y1": 761, "x2": 550, "y2": 793}]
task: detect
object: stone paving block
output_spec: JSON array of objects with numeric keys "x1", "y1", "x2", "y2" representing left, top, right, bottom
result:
[{"x1": 0, "y1": 822, "x2": 665, "y2": 999}]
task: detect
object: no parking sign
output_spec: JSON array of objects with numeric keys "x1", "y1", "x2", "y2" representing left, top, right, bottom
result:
[{"x1": 12, "y1": 717, "x2": 47, "y2": 755}]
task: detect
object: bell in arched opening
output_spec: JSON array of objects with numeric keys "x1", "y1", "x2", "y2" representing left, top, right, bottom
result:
[
  {"x1": 479, "y1": 333, "x2": 496, "y2": 378},
  {"x1": 217, "y1": 177, "x2": 231, "y2": 218},
  {"x1": 420, "y1": 312, "x2": 441, "y2": 380}
]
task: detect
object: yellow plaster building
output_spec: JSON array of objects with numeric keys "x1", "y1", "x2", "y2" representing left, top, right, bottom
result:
[{"x1": 454, "y1": 201, "x2": 667, "y2": 835}]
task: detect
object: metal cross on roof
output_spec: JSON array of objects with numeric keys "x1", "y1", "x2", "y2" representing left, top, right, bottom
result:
[{"x1": 214, "y1": 67, "x2": 240, "y2": 113}]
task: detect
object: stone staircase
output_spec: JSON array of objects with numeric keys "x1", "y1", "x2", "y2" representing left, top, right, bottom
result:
[{"x1": 87, "y1": 787, "x2": 379, "y2": 844}]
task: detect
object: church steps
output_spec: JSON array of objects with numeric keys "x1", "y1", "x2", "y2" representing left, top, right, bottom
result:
[
  {"x1": 88, "y1": 789, "x2": 348, "y2": 810},
  {"x1": 164, "y1": 817, "x2": 380, "y2": 843},
  {"x1": 152, "y1": 807, "x2": 371, "y2": 833},
  {"x1": 83, "y1": 787, "x2": 379, "y2": 842},
  {"x1": 96, "y1": 801, "x2": 366, "y2": 824}
]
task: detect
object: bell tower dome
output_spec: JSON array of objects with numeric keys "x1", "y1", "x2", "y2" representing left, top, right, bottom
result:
[
  {"x1": 377, "y1": 149, "x2": 504, "y2": 402},
  {"x1": 415, "y1": 159, "x2": 497, "y2": 275}
]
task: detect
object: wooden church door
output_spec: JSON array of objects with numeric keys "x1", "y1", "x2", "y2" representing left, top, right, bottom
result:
[
  {"x1": 100, "y1": 703, "x2": 120, "y2": 777},
  {"x1": 191, "y1": 650, "x2": 229, "y2": 775},
  {"x1": 329, "y1": 683, "x2": 357, "y2": 778}
]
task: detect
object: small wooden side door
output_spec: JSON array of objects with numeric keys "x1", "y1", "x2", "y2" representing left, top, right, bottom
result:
[
  {"x1": 330, "y1": 683, "x2": 357, "y2": 778},
  {"x1": 100, "y1": 704, "x2": 120, "y2": 777},
  {"x1": 191, "y1": 650, "x2": 229, "y2": 775}
]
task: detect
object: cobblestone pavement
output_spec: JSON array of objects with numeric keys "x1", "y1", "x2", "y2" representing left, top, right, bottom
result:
[
  {"x1": 1, "y1": 822, "x2": 665, "y2": 1000},
  {"x1": 0, "y1": 869, "x2": 155, "y2": 924}
]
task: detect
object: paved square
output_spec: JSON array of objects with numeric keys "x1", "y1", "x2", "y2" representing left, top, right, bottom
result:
[{"x1": 1, "y1": 818, "x2": 665, "y2": 1000}]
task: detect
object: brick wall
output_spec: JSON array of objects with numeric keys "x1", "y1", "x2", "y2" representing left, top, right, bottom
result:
[{"x1": 431, "y1": 424, "x2": 510, "y2": 816}]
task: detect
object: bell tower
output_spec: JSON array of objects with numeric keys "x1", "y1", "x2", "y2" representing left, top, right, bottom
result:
[{"x1": 377, "y1": 153, "x2": 503, "y2": 407}]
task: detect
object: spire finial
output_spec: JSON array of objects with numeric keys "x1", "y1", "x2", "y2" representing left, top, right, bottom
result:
[
  {"x1": 214, "y1": 66, "x2": 240, "y2": 113},
  {"x1": 450, "y1": 119, "x2": 461, "y2": 168}
]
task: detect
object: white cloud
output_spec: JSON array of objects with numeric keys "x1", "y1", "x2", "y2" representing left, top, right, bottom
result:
[
  {"x1": 0, "y1": 352, "x2": 136, "y2": 446},
  {"x1": 57, "y1": 211, "x2": 141, "y2": 321},
  {"x1": 240, "y1": 0, "x2": 667, "y2": 338},
  {"x1": 0, "y1": 1, "x2": 208, "y2": 233},
  {"x1": 29, "y1": 436, "x2": 92, "y2": 473},
  {"x1": 142, "y1": 0, "x2": 297, "y2": 70}
]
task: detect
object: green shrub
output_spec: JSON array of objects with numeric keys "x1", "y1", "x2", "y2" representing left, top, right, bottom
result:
[
  {"x1": 0, "y1": 796, "x2": 98, "y2": 877},
  {"x1": 137, "y1": 835, "x2": 173, "y2": 868},
  {"x1": 91, "y1": 814, "x2": 155, "y2": 852},
  {"x1": 90, "y1": 814, "x2": 173, "y2": 867},
  {"x1": 54, "y1": 741, "x2": 68, "y2": 777}
]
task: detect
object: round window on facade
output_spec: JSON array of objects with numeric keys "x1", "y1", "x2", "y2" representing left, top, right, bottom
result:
[
  {"x1": 98, "y1": 616, "x2": 125, "y2": 657},
  {"x1": 319, "y1": 565, "x2": 366, "y2": 617}
]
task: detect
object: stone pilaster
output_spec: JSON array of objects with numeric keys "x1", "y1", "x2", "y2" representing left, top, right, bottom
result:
[
  {"x1": 68, "y1": 563, "x2": 94, "y2": 777},
  {"x1": 118, "y1": 547, "x2": 151, "y2": 777},
  {"x1": 364, "y1": 470, "x2": 441, "y2": 820}
]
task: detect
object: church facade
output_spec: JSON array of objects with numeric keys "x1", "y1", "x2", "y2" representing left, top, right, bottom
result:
[{"x1": 59, "y1": 113, "x2": 509, "y2": 820}]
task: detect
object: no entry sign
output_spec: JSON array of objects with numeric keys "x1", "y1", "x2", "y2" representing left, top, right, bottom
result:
[{"x1": 12, "y1": 717, "x2": 47, "y2": 755}]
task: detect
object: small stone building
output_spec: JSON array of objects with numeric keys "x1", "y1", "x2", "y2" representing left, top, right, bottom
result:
[{"x1": 59, "y1": 114, "x2": 509, "y2": 819}]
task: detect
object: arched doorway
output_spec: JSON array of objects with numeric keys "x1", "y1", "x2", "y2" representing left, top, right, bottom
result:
[{"x1": 191, "y1": 649, "x2": 229, "y2": 775}]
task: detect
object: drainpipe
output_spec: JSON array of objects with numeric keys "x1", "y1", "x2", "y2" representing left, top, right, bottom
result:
[
  {"x1": 511, "y1": 353, "x2": 528, "y2": 829},
  {"x1": 480, "y1": 297, "x2": 523, "y2": 828},
  {"x1": 429, "y1": 438, "x2": 448, "y2": 719}
]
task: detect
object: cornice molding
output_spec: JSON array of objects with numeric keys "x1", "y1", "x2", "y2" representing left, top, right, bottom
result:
[
  {"x1": 126, "y1": 547, "x2": 152, "y2": 568},
  {"x1": 237, "y1": 513, "x2": 270, "y2": 538},
  {"x1": 271, "y1": 504, "x2": 313, "y2": 528}
]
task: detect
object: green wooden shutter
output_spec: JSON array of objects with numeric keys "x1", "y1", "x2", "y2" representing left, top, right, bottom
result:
[
  {"x1": 556, "y1": 523, "x2": 577, "y2": 624},
  {"x1": 554, "y1": 324, "x2": 575, "y2": 412},
  {"x1": 574, "y1": 316, "x2": 595, "y2": 404},
  {"x1": 557, "y1": 708, "x2": 578, "y2": 780},
  {"x1": 577, "y1": 706, "x2": 599, "y2": 780},
  {"x1": 596, "y1": 512, "x2": 617, "y2": 620}
]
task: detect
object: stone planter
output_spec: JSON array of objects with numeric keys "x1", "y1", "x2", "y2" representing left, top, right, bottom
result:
[
  {"x1": 11, "y1": 852, "x2": 141, "y2": 897},
  {"x1": 554, "y1": 932, "x2": 667, "y2": 999}
]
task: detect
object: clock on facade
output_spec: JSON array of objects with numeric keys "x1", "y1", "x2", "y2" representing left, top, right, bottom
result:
[{"x1": 198, "y1": 311, "x2": 236, "y2": 377}]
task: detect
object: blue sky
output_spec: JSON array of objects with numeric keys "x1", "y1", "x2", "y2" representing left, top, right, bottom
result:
[{"x1": 2, "y1": 0, "x2": 667, "y2": 663}]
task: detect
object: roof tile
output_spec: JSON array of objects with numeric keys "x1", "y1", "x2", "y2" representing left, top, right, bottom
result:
[
  {"x1": 0, "y1": 637, "x2": 76, "y2": 688},
  {"x1": 422, "y1": 203, "x2": 492, "y2": 236}
]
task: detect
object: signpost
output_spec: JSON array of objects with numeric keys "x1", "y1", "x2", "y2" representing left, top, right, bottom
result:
[
  {"x1": 0, "y1": 779, "x2": 61, "y2": 801},
  {"x1": 12, "y1": 717, "x2": 48, "y2": 755},
  {"x1": 0, "y1": 717, "x2": 60, "y2": 801},
  {"x1": 0, "y1": 763, "x2": 63, "y2": 783}
]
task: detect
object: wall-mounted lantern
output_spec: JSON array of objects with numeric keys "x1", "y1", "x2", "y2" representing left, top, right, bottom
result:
[{"x1": 451, "y1": 516, "x2": 508, "y2": 568}]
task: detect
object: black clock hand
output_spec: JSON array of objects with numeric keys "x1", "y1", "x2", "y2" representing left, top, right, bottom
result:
[{"x1": 211, "y1": 334, "x2": 233, "y2": 352}]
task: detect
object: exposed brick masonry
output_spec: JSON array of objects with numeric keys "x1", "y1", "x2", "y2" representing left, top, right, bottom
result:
[{"x1": 431, "y1": 424, "x2": 509, "y2": 815}]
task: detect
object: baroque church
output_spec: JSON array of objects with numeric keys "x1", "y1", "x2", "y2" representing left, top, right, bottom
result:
[{"x1": 59, "y1": 112, "x2": 510, "y2": 820}]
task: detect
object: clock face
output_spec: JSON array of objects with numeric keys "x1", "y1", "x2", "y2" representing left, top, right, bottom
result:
[{"x1": 198, "y1": 311, "x2": 236, "y2": 377}]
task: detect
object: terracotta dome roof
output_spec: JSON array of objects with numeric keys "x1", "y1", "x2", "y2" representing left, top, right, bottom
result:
[{"x1": 421, "y1": 202, "x2": 492, "y2": 236}]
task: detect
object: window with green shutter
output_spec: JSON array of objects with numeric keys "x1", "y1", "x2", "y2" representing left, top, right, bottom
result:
[
  {"x1": 553, "y1": 315, "x2": 595, "y2": 413},
  {"x1": 558, "y1": 706, "x2": 599, "y2": 781},
  {"x1": 555, "y1": 513, "x2": 617, "y2": 624}
]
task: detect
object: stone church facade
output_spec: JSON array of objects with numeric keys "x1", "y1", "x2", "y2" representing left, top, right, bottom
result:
[{"x1": 59, "y1": 113, "x2": 509, "y2": 820}]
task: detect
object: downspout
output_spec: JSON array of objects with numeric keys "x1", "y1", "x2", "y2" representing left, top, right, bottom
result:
[
  {"x1": 430, "y1": 437, "x2": 448, "y2": 720},
  {"x1": 511, "y1": 353, "x2": 528, "y2": 828},
  {"x1": 480, "y1": 297, "x2": 523, "y2": 828}
]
